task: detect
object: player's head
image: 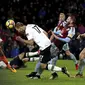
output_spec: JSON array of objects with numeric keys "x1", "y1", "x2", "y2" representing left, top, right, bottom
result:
[
  {"x1": 59, "y1": 13, "x2": 65, "y2": 21},
  {"x1": 15, "y1": 22, "x2": 26, "y2": 33},
  {"x1": 66, "y1": 14, "x2": 76, "y2": 24}
]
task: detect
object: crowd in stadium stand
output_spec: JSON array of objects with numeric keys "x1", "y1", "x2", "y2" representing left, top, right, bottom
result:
[{"x1": 0, "y1": 0, "x2": 85, "y2": 59}]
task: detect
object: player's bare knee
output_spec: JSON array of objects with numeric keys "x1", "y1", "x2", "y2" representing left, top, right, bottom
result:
[{"x1": 79, "y1": 53, "x2": 85, "y2": 60}]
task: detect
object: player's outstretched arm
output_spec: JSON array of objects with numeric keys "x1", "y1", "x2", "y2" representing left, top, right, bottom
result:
[
  {"x1": 16, "y1": 36, "x2": 34, "y2": 45},
  {"x1": 26, "y1": 50, "x2": 40, "y2": 57},
  {"x1": 52, "y1": 32, "x2": 71, "y2": 43}
]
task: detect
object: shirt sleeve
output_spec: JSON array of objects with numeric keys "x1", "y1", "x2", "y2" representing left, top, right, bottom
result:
[
  {"x1": 57, "y1": 37, "x2": 71, "y2": 43},
  {"x1": 26, "y1": 33, "x2": 33, "y2": 40},
  {"x1": 25, "y1": 26, "x2": 33, "y2": 40}
]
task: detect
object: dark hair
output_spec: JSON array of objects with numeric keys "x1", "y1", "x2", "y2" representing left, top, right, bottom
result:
[
  {"x1": 68, "y1": 13, "x2": 76, "y2": 23},
  {"x1": 70, "y1": 15, "x2": 76, "y2": 23}
]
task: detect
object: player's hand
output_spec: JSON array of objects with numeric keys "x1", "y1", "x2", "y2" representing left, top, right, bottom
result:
[{"x1": 52, "y1": 32, "x2": 59, "y2": 39}]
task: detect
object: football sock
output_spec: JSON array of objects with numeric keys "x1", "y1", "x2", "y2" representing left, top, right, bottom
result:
[
  {"x1": 35, "y1": 61, "x2": 41, "y2": 72},
  {"x1": 46, "y1": 64, "x2": 62, "y2": 72},
  {"x1": 78, "y1": 59, "x2": 85, "y2": 74},
  {"x1": 48, "y1": 56, "x2": 58, "y2": 65},
  {"x1": 0, "y1": 56, "x2": 17, "y2": 72},
  {"x1": 29, "y1": 57, "x2": 39, "y2": 61},
  {"x1": 35, "y1": 61, "x2": 43, "y2": 75},
  {"x1": 70, "y1": 53, "x2": 78, "y2": 64},
  {"x1": 26, "y1": 51, "x2": 39, "y2": 57}
]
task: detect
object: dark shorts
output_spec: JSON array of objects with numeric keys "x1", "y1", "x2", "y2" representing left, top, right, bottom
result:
[
  {"x1": 40, "y1": 45, "x2": 51, "y2": 64},
  {"x1": 10, "y1": 56, "x2": 24, "y2": 69}
]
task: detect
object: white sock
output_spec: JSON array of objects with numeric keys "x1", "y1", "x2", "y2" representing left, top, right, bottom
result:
[
  {"x1": 47, "y1": 64, "x2": 62, "y2": 72},
  {"x1": 26, "y1": 51, "x2": 39, "y2": 57},
  {"x1": 30, "y1": 57, "x2": 39, "y2": 61}
]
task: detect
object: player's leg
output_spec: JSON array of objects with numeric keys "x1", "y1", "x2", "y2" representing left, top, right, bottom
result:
[
  {"x1": 34, "y1": 57, "x2": 44, "y2": 75},
  {"x1": 33, "y1": 61, "x2": 44, "y2": 79},
  {"x1": 25, "y1": 50, "x2": 41, "y2": 78},
  {"x1": 26, "y1": 50, "x2": 40, "y2": 57},
  {"x1": 26, "y1": 45, "x2": 70, "y2": 79},
  {"x1": 40, "y1": 46, "x2": 70, "y2": 78},
  {"x1": 26, "y1": 46, "x2": 51, "y2": 79},
  {"x1": 25, "y1": 50, "x2": 40, "y2": 62},
  {"x1": 49, "y1": 43, "x2": 59, "y2": 65},
  {"x1": 26, "y1": 56, "x2": 44, "y2": 79},
  {"x1": 63, "y1": 43, "x2": 78, "y2": 70},
  {"x1": 10, "y1": 50, "x2": 40, "y2": 69},
  {"x1": 40, "y1": 63, "x2": 70, "y2": 77},
  {"x1": 27, "y1": 58, "x2": 70, "y2": 79},
  {"x1": 48, "y1": 56, "x2": 58, "y2": 79},
  {"x1": 17, "y1": 51, "x2": 40, "y2": 67},
  {"x1": 18, "y1": 52, "x2": 29, "y2": 68},
  {"x1": 1, "y1": 56, "x2": 17, "y2": 72},
  {"x1": 0, "y1": 48, "x2": 17, "y2": 72},
  {"x1": 76, "y1": 48, "x2": 85, "y2": 77},
  {"x1": 48, "y1": 43, "x2": 59, "y2": 79},
  {"x1": 27, "y1": 56, "x2": 59, "y2": 79},
  {"x1": 65, "y1": 50, "x2": 79, "y2": 70},
  {"x1": 76, "y1": 59, "x2": 85, "y2": 77},
  {"x1": 18, "y1": 50, "x2": 40, "y2": 60}
]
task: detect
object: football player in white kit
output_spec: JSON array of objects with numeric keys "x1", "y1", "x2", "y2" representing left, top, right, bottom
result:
[{"x1": 15, "y1": 22, "x2": 70, "y2": 79}]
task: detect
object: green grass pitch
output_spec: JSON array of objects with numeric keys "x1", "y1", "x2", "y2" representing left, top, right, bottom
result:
[{"x1": 0, "y1": 60, "x2": 85, "y2": 85}]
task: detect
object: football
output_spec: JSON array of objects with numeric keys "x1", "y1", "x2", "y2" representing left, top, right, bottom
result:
[{"x1": 5, "y1": 19, "x2": 15, "y2": 29}]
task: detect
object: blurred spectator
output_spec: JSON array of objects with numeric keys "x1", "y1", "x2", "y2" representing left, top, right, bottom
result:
[
  {"x1": 0, "y1": 0, "x2": 85, "y2": 58},
  {"x1": 10, "y1": 41, "x2": 19, "y2": 58},
  {"x1": 4, "y1": 37, "x2": 13, "y2": 58},
  {"x1": 38, "y1": 7, "x2": 46, "y2": 19},
  {"x1": 78, "y1": 24, "x2": 85, "y2": 34}
]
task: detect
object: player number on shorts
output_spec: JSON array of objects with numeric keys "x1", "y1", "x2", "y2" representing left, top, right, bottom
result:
[{"x1": 32, "y1": 25, "x2": 41, "y2": 33}]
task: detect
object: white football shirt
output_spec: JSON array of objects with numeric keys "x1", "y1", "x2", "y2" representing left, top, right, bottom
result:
[{"x1": 25, "y1": 24, "x2": 51, "y2": 50}]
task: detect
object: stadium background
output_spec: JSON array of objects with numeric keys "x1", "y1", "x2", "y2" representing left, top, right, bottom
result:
[{"x1": 0, "y1": 0, "x2": 85, "y2": 59}]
